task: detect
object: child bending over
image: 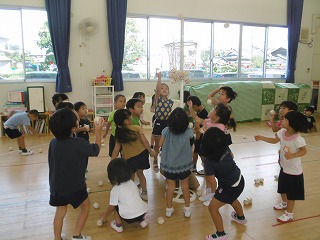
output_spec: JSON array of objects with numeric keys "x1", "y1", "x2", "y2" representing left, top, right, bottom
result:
[
  {"x1": 4, "y1": 109, "x2": 40, "y2": 155},
  {"x1": 99, "y1": 158, "x2": 148, "y2": 232}
]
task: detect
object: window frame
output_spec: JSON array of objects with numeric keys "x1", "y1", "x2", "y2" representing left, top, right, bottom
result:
[
  {"x1": 0, "y1": 6, "x2": 56, "y2": 83},
  {"x1": 124, "y1": 14, "x2": 288, "y2": 82}
]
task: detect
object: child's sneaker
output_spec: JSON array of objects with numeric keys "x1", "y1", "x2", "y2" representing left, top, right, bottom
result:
[
  {"x1": 110, "y1": 220, "x2": 123, "y2": 233},
  {"x1": 71, "y1": 235, "x2": 91, "y2": 240},
  {"x1": 21, "y1": 149, "x2": 33, "y2": 156},
  {"x1": 205, "y1": 233, "x2": 228, "y2": 240},
  {"x1": 231, "y1": 211, "x2": 247, "y2": 225},
  {"x1": 140, "y1": 213, "x2": 148, "y2": 228},
  {"x1": 274, "y1": 202, "x2": 287, "y2": 210},
  {"x1": 277, "y1": 211, "x2": 293, "y2": 222},
  {"x1": 203, "y1": 199, "x2": 211, "y2": 206},
  {"x1": 183, "y1": 206, "x2": 191, "y2": 218},
  {"x1": 165, "y1": 207, "x2": 174, "y2": 217}
]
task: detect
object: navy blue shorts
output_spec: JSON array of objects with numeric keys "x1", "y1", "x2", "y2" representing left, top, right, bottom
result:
[
  {"x1": 277, "y1": 168, "x2": 304, "y2": 200},
  {"x1": 49, "y1": 187, "x2": 88, "y2": 209},
  {"x1": 4, "y1": 128, "x2": 22, "y2": 139},
  {"x1": 109, "y1": 134, "x2": 122, "y2": 157},
  {"x1": 152, "y1": 119, "x2": 168, "y2": 136},
  {"x1": 163, "y1": 170, "x2": 191, "y2": 181},
  {"x1": 115, "y1": 206, "x2": 146, "y2": 223},
  {"x1": 214, "y1": 176, "x2": 245, "y2": 204},
  {"x1": 127, "y1": 149, "x2": 150, "y2": 172}
]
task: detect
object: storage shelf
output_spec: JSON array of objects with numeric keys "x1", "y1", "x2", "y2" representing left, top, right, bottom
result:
[{"x1": 92, "y1": 86, "x2": 114, "y2": 119}]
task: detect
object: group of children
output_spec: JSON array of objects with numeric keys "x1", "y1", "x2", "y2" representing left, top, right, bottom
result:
[{"x1": 2, "y1": 77, "x2": 317, "y2": 239}]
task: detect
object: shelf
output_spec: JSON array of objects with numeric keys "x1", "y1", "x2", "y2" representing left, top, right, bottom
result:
[
  {"x1": 96, "y1": 94, "x2": 112, "y2": 98},
  {"x1": 96, "y1": 104, "x2": 113, "y2": 107}
]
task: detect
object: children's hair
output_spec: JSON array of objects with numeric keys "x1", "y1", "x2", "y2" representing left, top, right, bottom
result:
[
  {"x1": 305, "y1": 106, "x2": 315, "y2": 113},
  {"x1": 126, "y1": 98, "x2": 143, "y2": 110},
  {"x1": 114, "y1": 94, "x2": 125, "y2": 102},
  {"x1": 279, "y1": 101, "x2": 298, "y2": 111},
  {"x1": 107, "y1": 158, "x2": 132, "y2": 186},
  {"x1": 183, "y1": 91, "x2": 191, "y2": 104},
  {"x1": 151, "y1": 94, "x2": 156, "y2": 107},
  {"x1": 132, "y1": 92, "x2": 145, "y2": 99},
  {"x1": 187, "y1": 95, "x2": 201, "y2": 106},
  {"x1": 215, "y1": 103, "x2": 231, "y2": 125},
  {"x1": 52, "y1": 93, "x2": 69, "y2": 107},
  {"x1": 221, "y1": 86, "x2": 237, "y2": 103},
  {"x1": 284, "y1": 111, "x2": 308, "y2": 133},
  {"x1": 28, "y1": 109, "x2": 39, "y2": 117},
  {"x1": 167, "y1": 107, "x2": 189, "y2": 134},
  {"x1": 74, "y1": 101, "x2": 86, "y2": 112},
  {"x1": 114, "y1": 109, "x2": 139, "y2": 143},
  {"x1": 201, "y1": 127, "x2": 228, "y2": 162},
  {"x1": 49, "y1": 108, "x2": 78, "y2": 140},
  {"x1": 56, "y1": 102, "x2": 74, "y2": 110}
]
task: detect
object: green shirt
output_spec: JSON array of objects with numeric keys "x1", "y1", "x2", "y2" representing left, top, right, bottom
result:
[
  {"x1": 131, "y1": 116, "x2": 140, "y2": 126},
  {"x1": 108, "y1": 110, "x2": 117, "y2": 136}
]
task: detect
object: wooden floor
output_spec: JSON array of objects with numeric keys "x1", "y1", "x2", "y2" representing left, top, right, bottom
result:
[{"x1": 1, "y1": 120, "x2": 320, "y2": 240}]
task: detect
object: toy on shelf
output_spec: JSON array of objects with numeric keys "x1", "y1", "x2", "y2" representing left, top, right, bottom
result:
[{"x1": 92, "y1": 75, "x2": 112, "y2": 86}]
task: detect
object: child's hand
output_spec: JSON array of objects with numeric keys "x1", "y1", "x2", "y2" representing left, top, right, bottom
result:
[
  {"x1": 149, "y1": 149, "x2": 157, "y2": 158},
  {"x1": 284, "y1": 151, "x2": 293, "y2": 159},
  {"x1": 254, "y1": 135, "x2": 262, "y2": 141},
  {"x1": 94, "y1": 117, "x2": 105, "y2": 131},
  {"x1": 156, "y1": 71, "x2": 161, "y2": 79}
]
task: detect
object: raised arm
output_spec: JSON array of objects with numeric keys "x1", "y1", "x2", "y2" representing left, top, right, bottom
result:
[{"x1": 207, "y1": 87, "x2": 220, "y2": 106}]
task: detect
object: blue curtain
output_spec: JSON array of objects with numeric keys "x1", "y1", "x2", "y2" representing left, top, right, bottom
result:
[
  {"x1": 286, "y1": 0, "x2": 304, "y2": 83},
  {"x1": 45, "y1": 0, "x2": 72, "y2": 93},
  {"x1": 107, "y1": 0, "x2": 127, "y2": 91}
]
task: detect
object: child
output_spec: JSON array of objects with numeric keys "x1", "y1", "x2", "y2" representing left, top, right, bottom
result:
[
  {"x1": 254, "y1": 111, "x2": 308, "y2": 223},
  {"x1": 4, "y1": 109, "x2": 40, "y2": 155},
  {"x1": 132, "y1": 92, "x2": 150, "y2": 126},
  {"x1": 52, "y1": 93, "x2": 69, "y2": 109},
  {"x1": 187, "y1": 95, "x2": 208, "y2": 173},
  {"x1": 152, "y1": 72, "x2": 174, "y2": 169},
  {"x1": 74, "y1": 102, "x2": 93, "y2": 143},
  {"x1": 111, "y1": 109, "x2": 156, "y2": 201},
  {"x1": 269, "y1": 101, "x2": 297, "y2": 133},
  {"x1": 56, "y1": 101, "x2": 74, "y2": 110},
  {"x1": 48, "y1": 108, "x2": 104, "y2": 240},
  {"x1": 103, "y1": 94, "x2": 126, "y2": 157},
  {"x1": 99, "y1": 158, "x2": 149, "y2": 232},
  {"x1": 268, "y1": 101, "x2": 298, "y2": 181},
  {"x1": 189, "y1": 103, "x2": 232, "y2": 206},
  {"x1": 202, "y1": 127, "x2": 247, "y2": 240},
  {"x1": 126, "y1": 98, "x2": 145, "y2": 126},
  {"x1": 304, "y1": 106, "x2": 317, "y2": 132},
  {"x1": 207, "y1": 86, "x2": 237, "y2": 131},
  {"x1": 159, "y1": 107, "x2": 194, "y2": 218}
]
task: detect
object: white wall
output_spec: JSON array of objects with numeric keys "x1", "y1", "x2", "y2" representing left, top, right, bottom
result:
[{"x1": 0, "y1": 0, "x2": 319, "y2": 112}]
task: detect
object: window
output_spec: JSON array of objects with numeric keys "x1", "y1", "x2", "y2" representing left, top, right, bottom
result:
[
  {"x1": 213, "y1": 23, "x2": 241, "y2": 78},
  {"x1": 0, "y1": 8, "x2": 56, "y2": 82},
  {"x1": 123, "y1": 16, "x2": 288, "y2": 81}
]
